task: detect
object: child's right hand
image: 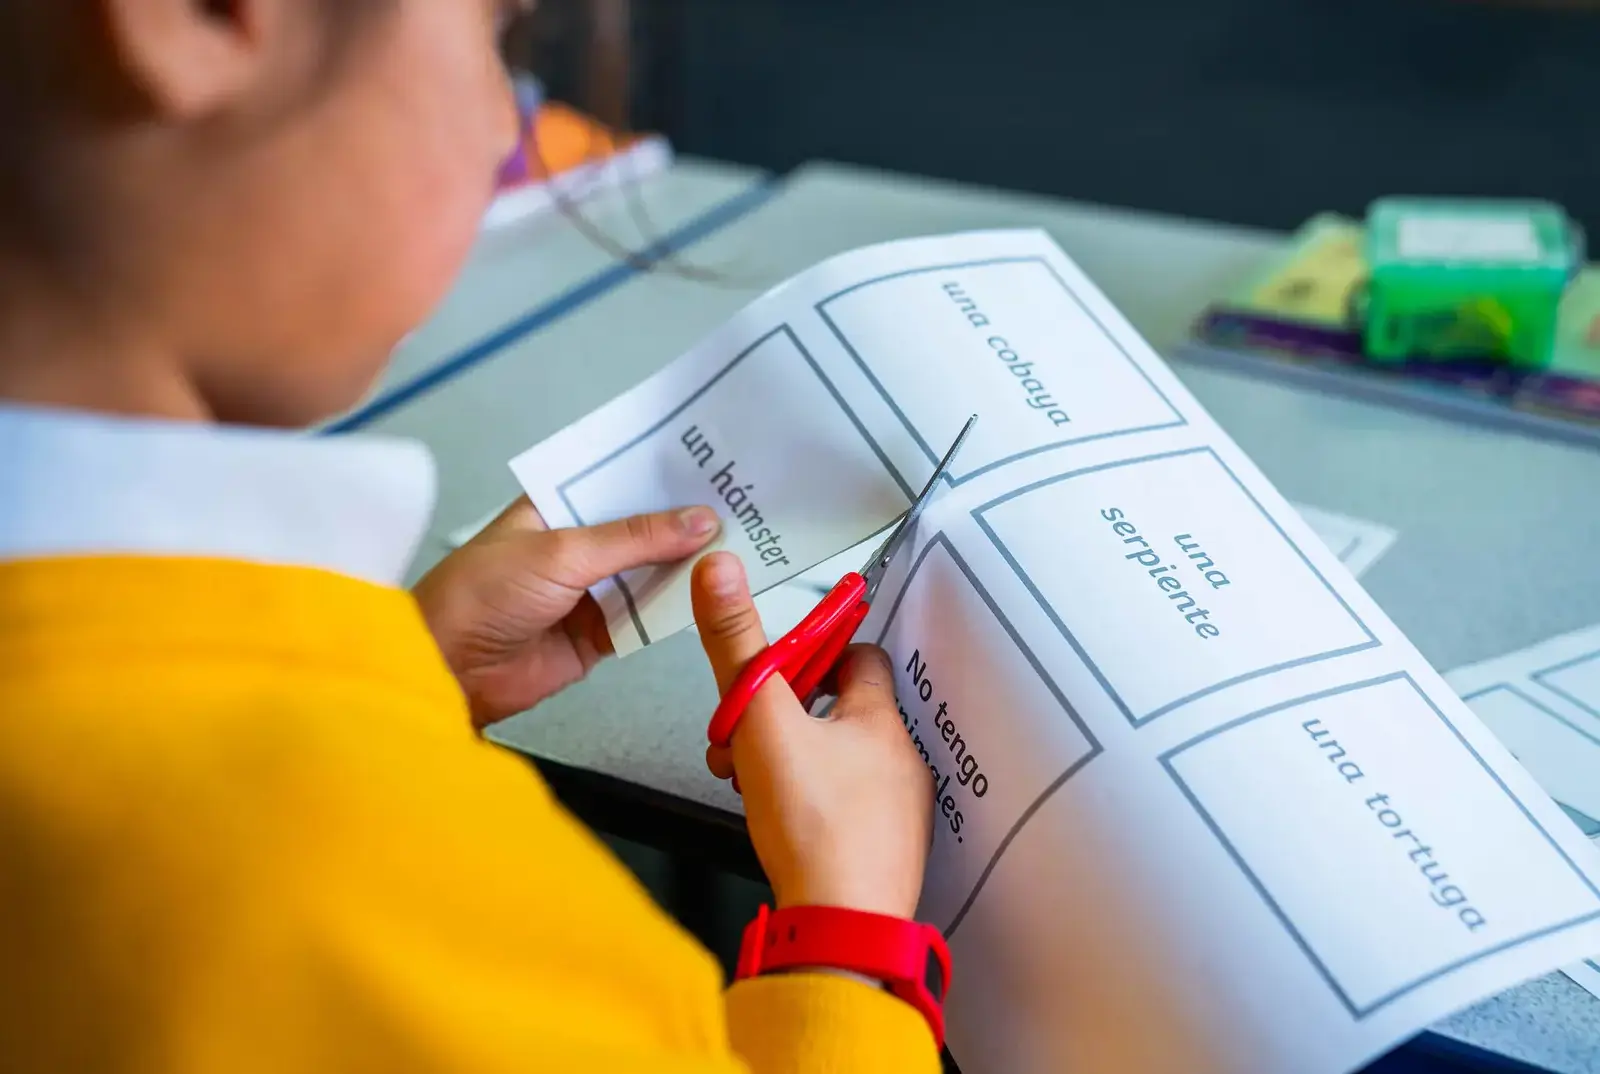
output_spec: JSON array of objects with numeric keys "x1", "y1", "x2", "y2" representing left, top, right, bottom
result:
[{"x1": 690, "y1": 553, "x2": 933, "y2": 921}]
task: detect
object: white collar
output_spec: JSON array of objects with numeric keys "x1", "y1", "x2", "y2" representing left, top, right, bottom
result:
[{"x1": 0, "y1": 402, "x2": 436, "y2": 588}]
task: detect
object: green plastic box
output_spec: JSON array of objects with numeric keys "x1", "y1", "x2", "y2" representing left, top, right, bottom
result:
[{"x1": 1361, "y1": 197, "x2": 1584, "y2": 369}]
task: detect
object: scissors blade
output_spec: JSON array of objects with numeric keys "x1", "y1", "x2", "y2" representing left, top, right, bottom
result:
[{"x1": 858, "y1": 413, "x2": 977, "y2": 596}]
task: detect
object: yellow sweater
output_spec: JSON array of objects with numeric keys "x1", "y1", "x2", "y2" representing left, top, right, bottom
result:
[{"x1": 0, "y1": 555, "x2": 939, "y2": 1073}]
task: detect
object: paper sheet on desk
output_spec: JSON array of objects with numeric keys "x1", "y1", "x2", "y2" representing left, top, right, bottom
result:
[
  {"x1": 1289, "y1": 504, "x2": 1398, "y2": 581},
  {"x1": 1445, "y1": 625, "x2": 1600, "y2": 841},
  {"x1": 1564, "y1": 956, "x2": 1600, "y2": 1002},
  {"x1": 503, "y1": 229, "x2": 1600, "y2": 1074},
  {"x1": 1444, "y1": 626, "x2": 1600, "y2": 1004}
]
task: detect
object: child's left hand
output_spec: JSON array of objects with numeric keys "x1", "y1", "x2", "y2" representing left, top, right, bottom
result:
[{"x1": 412, "y1": 497, "x2": 721, "y2": 728}]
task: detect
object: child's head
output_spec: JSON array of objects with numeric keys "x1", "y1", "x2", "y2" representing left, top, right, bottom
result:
[{"x1": 0, "y1": 0, "x2": 525, "y2": 425}]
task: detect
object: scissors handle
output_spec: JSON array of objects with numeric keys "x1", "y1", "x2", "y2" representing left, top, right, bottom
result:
[{"x1": 707, "y1": 572, "x2": 871, "y2": 749}]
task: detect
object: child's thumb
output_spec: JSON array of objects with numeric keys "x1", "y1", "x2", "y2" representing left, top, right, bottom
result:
[{"x1": 690, "y1": 552, "x2": 770, "y2": 696}]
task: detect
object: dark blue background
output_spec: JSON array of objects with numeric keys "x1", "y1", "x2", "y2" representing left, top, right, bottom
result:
[{"x1": 628, "y1": 0, "x2": 1600, "y2": 232}]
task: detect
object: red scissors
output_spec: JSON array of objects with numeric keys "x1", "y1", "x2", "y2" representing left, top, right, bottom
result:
[{"x1": 706, "y1": 415, "x2": 977, "y2": 749}]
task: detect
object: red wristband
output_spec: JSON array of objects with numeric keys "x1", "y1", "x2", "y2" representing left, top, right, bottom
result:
[{"x1": 734, "y1": 903, "x2": 951, "y2": 1049}]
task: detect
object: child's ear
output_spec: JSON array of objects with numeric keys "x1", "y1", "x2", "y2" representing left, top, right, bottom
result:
[{"x1": 100, "y1": 0, "x2": 271, "y2": 118}]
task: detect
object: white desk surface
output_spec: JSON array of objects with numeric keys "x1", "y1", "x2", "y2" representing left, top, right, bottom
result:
[
  {"x1": 326, "y1": 155, "x2": 766, "y2": 428},
  {"x1": 361, "y1": 160, "x2": 1600, "y2": 1074}
]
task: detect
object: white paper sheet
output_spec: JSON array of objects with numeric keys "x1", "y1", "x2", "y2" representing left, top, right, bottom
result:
[
  {"x1": 504, "y1": 230, "x2": 1600, "y2": 1074},
  {"x1": 1445, "y1": 624, "x2": 1600, "y2": 833},
  {"x1": 1563, "y1": 957, "x2": 1600, "y2": 1002},
  {"x1": 1289, "y1": 504, "x2": 1399, "y2": 580},
  {"x1": 1444, "y1": 628, "x2": 1600, "y2": 1007}
]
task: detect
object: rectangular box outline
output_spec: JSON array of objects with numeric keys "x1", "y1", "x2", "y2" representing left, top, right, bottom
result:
[
  {"x1": 814, "y1": 256, "x2": 1188, "y2": 492},
  {"x1": 973, "y1": 446, "x2": 1380, "y2": 727},
  {"x1": 1562, "y1": 804, "x2": 1600, "y2": 837},
  {"x1": 1530, "y1": 648, "x2": 1600, "y2": 722},
  {"x1": 556, "y1": 324, "x2": 907, "y2": 645},
  {"x1": 1292, "y1": 504, "x2": 1391, "y2": 568},
  {"x1": 1461, "y1": 682, "x2": 1600, "y2": 754},
  {"x1": 873, "y1": 532, "x2": 1103, "y2": 939},
  {"x1": 1160, "y1": 671, "x2": 1600, "y2": 1019},
  {"x1": 1459, "y1": 682, "x2": 1600, "y2": 827}
]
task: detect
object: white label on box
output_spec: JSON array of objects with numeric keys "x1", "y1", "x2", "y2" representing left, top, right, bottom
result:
[{"x1": 1397, "y1": 216, "x2": 1542, "y2": 263}]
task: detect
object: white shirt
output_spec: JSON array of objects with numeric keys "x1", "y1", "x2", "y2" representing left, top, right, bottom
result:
[{"x1": 0, "y1": 402, "x2": 436, "y2": 588}]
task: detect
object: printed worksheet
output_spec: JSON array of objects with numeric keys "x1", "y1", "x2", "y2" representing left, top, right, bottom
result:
[
  {"x1": 1565, "y1": 956, "x2": 1600, "y2": 1002},
  {"x1": 1445, "y1": 625, "x2": 1600, "y2": 1004},
  {"x1": 1290, "y1": 504, "x2": 1399, "y2": 580},
  {"x1": 448, "y1": 500, "x2": 1397, "y2": 576},
  {"x1": 1446, "y1": 624, "x2": 1600, "y2": 834},
  {"x1": 504, "y1": 230, "x2": 1600, "y2": 1074}
]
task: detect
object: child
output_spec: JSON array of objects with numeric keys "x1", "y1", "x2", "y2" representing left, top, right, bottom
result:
[{"x1": 0, "y1": 2, "x2": 943, "y2": 1071}]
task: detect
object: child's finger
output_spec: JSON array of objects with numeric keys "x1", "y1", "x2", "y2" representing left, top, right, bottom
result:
[
  {"x1": 828, "y1": 644, "x2": 898, "y2": 725},
  {"x1": 485, "y1": 495, "x2": 545, "y2": 534},
  {"x1": 705, "y1": 744, "x2": 735, "y2": 781},
  {"x1": 564, "y1": 593, "x2": 614, "y2": 666}
]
